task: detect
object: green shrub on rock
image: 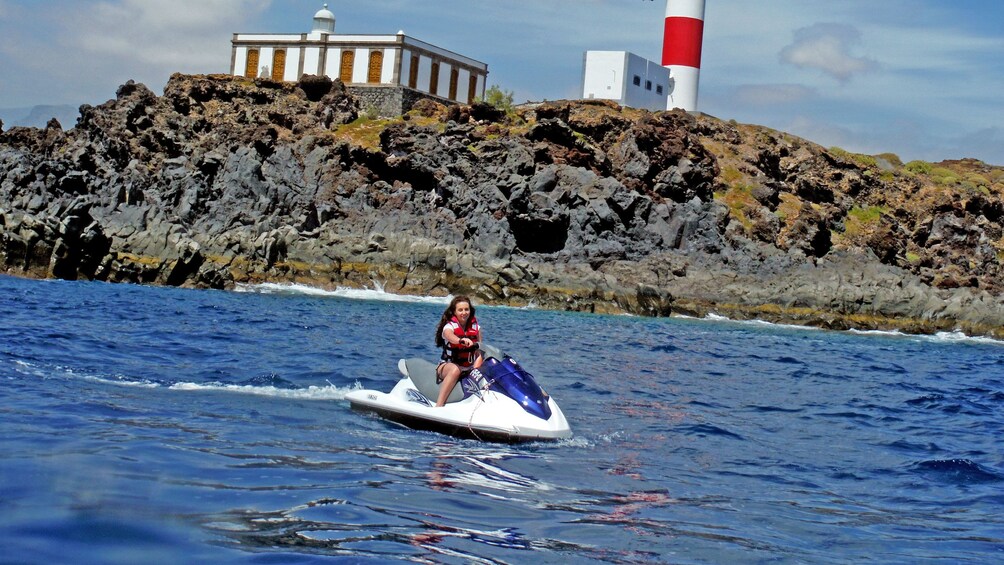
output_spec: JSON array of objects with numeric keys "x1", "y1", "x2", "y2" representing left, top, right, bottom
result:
[{"x1": 905, "y1": 160, "x2": 933, "y2": 175}]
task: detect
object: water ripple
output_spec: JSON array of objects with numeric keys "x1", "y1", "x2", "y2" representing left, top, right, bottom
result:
[{"x1": 911, "y1": 459, "x2": 1003, "y2": 485}]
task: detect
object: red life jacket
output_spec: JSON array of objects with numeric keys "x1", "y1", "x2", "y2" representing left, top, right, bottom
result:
[{"x1": 443, "y1": 315, "x2": 480, "y2": 366}]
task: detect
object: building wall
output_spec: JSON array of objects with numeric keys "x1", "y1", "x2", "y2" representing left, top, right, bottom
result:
[
  {"x1": 303, "y1": 45, "x2": 321, "y2": 77},
  {"x1": 281, "y1": 47, "x2": 301, "y2": 81},
  {"x1": 350, "y1": 48, "x2": 367, "y2": 83},
  {"x1": 582, "y1": 51, "x2": 628, "y2": 103},
  {"x1": 231, "y1": 33, "x2": 487, "y2": 108},
  {"x1": 347, "y1": 85, "x2": 459, "y2": 117},
  {"x1": 321, "y1": 47, "x2": 335, "y2": 78},
  {"x1": 622, "y1": 54, "x2": 670, "y2": 111},
  {"x1": 582, "y1": 50, "x2": 669, "y2": 112}
]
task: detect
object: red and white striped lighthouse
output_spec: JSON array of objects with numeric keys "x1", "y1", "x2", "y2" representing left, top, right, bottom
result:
[{"x1": 662, "y1": 0, "x2": 705, "y2": 112}]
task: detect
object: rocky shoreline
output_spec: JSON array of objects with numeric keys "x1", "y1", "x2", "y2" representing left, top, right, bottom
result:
[{"x1": 2, "y1": 73, "x2": 1003, "y2": 337}]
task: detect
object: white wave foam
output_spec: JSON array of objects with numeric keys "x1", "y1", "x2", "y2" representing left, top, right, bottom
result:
[
  {"x1": 844, "y1": 328, "x2": 1003, "y2": 346},
  {"x1": 82, "y1": 375, "x2": 160, "y2": 388},
  {"x1": 747, "y1": 319, "x2": 821, "y2": 331},
  {"x1": 930, "y1": 330, "x2": 1004, "y2": 346},
  {"x1": 169, "y1": 381, "x2": 359, "y2": 400},
  {"x1": 492, "y1": 302, "x2": 539, "y2": 311},
  {"x1": 234, "y1": 282, "x2": 452, "y2": 305},
  {"x1": 700, "y1": 313, "x2": 820, "y2": 332},
  {"x1": 697, "y1": 314, "x2": 1003, "y2": 346},
  {"x1": 848, "y1": 328, "x2": 909, "y2": 338},
  {"x1": 560, "y1": 436, "x2": 593, "y2": 448}
]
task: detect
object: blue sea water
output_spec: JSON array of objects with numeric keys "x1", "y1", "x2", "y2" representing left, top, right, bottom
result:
[{"x1": 1, "y1": 274, "x2": 1002, "y2": 564}]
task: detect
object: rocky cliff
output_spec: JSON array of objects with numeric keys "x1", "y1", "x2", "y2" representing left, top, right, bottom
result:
[{"x1": 2, "y1": 73, "x2": 1003, "y2": 336}]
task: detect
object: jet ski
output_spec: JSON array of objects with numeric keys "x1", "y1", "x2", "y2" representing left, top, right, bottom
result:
[{"x1": 345, "y1": 344, "x2": 572, "y2": 443}]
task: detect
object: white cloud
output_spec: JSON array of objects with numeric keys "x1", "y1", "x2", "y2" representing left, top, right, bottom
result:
[
  {"x1": 779, "y1": 23, "x2": 877, "y2": 82},
  {"x1": 68, "y1": 0, "x2": 271, "y2": 69},
  {"x1": 0, "y1": 0, "x2": 274, "y2": 106}
]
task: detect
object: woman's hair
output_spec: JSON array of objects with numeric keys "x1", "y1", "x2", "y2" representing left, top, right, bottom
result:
[{"x1": 435, "y1": 295, "x2": 476, "y2": 347}]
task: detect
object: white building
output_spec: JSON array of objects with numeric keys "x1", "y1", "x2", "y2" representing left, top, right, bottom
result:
[
  {"x1": 229, "y1": 5, "x2": 488, "y2": 109},
  {"x1": 582, "y1": 51, "x2": 671, "y2": 112}
]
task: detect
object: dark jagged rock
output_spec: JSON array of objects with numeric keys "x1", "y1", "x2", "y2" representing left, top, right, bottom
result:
[{"x1": 1, "y1": 73, "x2": 1003, "y2": 337}]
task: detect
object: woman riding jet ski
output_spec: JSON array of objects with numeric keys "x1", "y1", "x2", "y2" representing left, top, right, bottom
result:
[{"x1": 345, "y1": 342, "x2": 572, "y2": 442}]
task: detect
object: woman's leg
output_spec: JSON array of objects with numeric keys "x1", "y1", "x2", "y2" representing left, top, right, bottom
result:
[{"x1": 435, "y1": 362, "x2": 462, "y2": 407}]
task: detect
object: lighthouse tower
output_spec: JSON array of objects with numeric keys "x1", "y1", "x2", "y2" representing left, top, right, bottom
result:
[{"x1": 662, "y1": 0, "x2": 705, "y2": 112}]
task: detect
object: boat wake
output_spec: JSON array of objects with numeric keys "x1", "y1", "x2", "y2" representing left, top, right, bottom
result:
[
  {"x1": 9, "y1": 358, "x2": 359, "y2": 400},
  {"x1": 169, "y1": 380, "x2": 358, "y2": 400}
]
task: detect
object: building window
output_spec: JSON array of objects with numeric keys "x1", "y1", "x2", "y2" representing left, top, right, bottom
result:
[
  {"x1": 408, "y1": 54, "x2": 419, "y2": 88},
  {"x1": 271, "y1": 50, "x2": 286, "y2": 82},
  {"x1": 656, "y1": 85, "x2": 664, "y2": 95},
  {"x1": 244, "y1": 49, "x2": 259, "y2": 79},
  {"x1": 448, "y1": 68, "x2": 459, "y2": 101},
  {"x1": 633, "y1": 75, "x2": 641, "y2": 86},
  {"x1": 645, "y1": 80, "x2": 652, "y2": 91},
  {"x1": 339, "y1": 50, "x2": 354, "y2": 83},
  {"x1": 367, "y1": 50, "x2": 383, "y2": 83},
  {"x1": 468, "y1": 74, "x2": 478, "y2": 104},
  {"x1": 430, "y1": 61, "x2": 440, "y2": 95}
]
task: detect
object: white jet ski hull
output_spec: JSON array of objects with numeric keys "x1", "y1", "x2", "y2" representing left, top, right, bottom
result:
[{"x1": 346, "y1": 356, "x2": 571, "y2": 443}]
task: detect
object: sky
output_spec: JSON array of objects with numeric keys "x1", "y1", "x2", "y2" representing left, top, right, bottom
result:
[{"x1": 1, "y1": 0, "x2": 1002, "y2": 165}]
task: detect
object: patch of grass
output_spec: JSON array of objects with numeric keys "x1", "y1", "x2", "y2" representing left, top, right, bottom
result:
[
  {"x1": 905, "y1": 160, "x2": 933, "y2": 175},
  {"x1": 930, "y1": 166, "x2": 959, "y2": 186},
  {"x1": 721, "y1": 165, "x2": 744, "y2": 185},
  {"x1": 842, "y1": 205, "x2": 886, "y2": 237},
  {"x1": 776, "y1": 193, "x2": 803, "y2": 225},
  {"x1": 829, "y1": 146, "x2": 877, "y2": 168},
  {"x1": 875, "y1": 152, "x2": 903, "y2": 167},
  {"x1": 334, "y1": 115, "x2": 397, "y2": 150},
  {"x1": 905, "y1": 251, "x2": 921, "y2": 264},
  {"x1": 959, "y1": 180, "x2": 987, "y2": 195},
  {"x1": 964, "y1": 172, "x2": 991, "y2": 188},
  {"x1": 714, "y1": 183, "x2": 757, "y2": 233},
  {"x1": 699, "y1": 138, "x2": 728, "y2": 159},
  {"x1": 849, "y1": 205, "x2": 884, "y2": 223}
]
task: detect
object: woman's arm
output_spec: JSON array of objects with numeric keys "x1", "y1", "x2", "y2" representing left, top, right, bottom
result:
[{"x1": 442, "y1": 325, "x2": 465, "y2": 346}]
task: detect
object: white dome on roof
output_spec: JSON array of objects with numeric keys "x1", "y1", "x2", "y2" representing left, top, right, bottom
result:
[{"x1": 312, "y1": 3, "x2": 335, "y2": 33}]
